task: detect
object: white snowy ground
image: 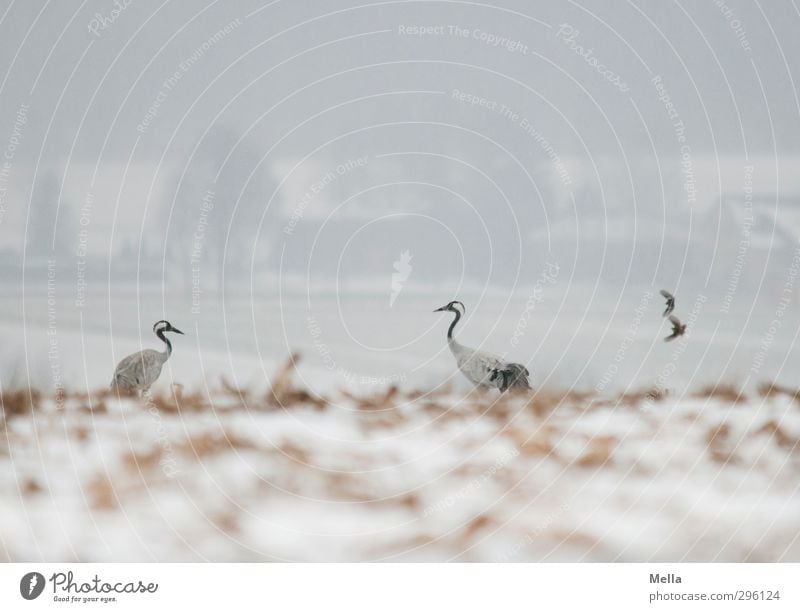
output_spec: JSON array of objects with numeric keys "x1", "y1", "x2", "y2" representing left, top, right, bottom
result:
[
  {"x1": 2, "y1": 286, "x2": 800, "y2": 561},
  {"x1": 2, "y1": 377, "x2": 799, "y2": 562}
]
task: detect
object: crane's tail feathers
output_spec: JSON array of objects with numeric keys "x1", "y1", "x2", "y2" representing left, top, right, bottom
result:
[{"x1": 491, "y1": 363, "x2": 531, "y2": 392}]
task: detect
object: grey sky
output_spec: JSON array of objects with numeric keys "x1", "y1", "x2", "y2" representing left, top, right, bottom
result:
[{"x1": 0, "y1": 0, "x2": 798, "y2": 292}]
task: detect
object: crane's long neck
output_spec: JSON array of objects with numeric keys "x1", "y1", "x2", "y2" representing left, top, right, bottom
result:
[
  {"x1": 447, "y1": 308, "x2": 461, "y2": 344},
  {"x1": 156, "y1": 328, "x2": 172, "y2": 358}
]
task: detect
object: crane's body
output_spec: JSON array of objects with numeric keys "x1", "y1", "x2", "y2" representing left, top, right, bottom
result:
[
  {"x1": 435, "y1": 301, "x2": 531, "y2": 392},
  {"x1": 111, "y1": 320, "x2": 184, "y2": 394}
]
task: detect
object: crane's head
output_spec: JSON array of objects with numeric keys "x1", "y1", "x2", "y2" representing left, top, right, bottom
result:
[
  {"x1": 153, "y1": 320, "x2": 185, "y2": 335},
  {"x1": 433, "y1": 300, "x2": 465, "y2": 315}
]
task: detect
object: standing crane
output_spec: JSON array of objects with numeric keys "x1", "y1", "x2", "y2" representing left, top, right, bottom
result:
[
  {"x1": 111, "y1": 320, "x2": 184, "y2": 394},
  {"x1": 434, "y1": 301, "x2": 531, "y2": 392}
]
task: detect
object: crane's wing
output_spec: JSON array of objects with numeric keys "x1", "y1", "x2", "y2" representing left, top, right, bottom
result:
[
  {"x1": 112, "y1": 352, "x2": 145, "y2": 388},
  {"x1": 456, "y1": 348, "x2": 503, "y2": 385},
  {"x1": 660, "y1": 289, "x2": 675, "y2": 316},
  {"x1": 664, "y1": 315, "x2": 684, "y2": 342},
  {"x1": 111, "y1": 349, "x2": 162, "y2": 389}
]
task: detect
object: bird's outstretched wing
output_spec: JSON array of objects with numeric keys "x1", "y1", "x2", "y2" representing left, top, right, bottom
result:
[
  {"x1": 659, "y1": 289, "x2": 675, "y2": 317},
  {"x1": 664, "y1": 315, "x2": 685, "y2": 342}
]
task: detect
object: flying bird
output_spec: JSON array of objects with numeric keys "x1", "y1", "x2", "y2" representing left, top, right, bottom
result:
[
  {"x1": 111, "y1": 320, "x2": 184, "y2": 394},
  {"x1": 664, "y1": 315, "x2": 686, "y2": 342},
  {"x1": 434, "y1": 301, "x2": 531, "y2": 392},
  {"x1": 659, "y1": 289, "x2": 675, "y2": 317}
]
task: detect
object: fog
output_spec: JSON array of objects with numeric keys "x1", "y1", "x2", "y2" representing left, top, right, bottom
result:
[{"x1": 1, "y1": 0, "x2": 799, "y2": 394}]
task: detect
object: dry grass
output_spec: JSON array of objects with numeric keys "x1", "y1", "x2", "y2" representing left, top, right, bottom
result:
[
  {"x1": 694, "y1": 384, "x2": 747, "y2": 404},
  {"x1": 22, "y1": 479, "x2": 42, "y2": 494},
  {"x1": 460, "y1": 515, "x2": 493, "y2": 544},
  {"x1": 218, "y1": 377, "x2": 251, "y2": 401},
  {"x1": 617, "y1": 387, "x2": 670, "y2": 406},
  {"x1": 266, "y1": 353, "x2": 327, "y2": 410},
  {"x1": 123, "y1": 447, "x2": 164, "y2": 473},
  {"x1": 523, "y1": 389, "x2": 588, "y2": 418},
  {"x1": 707, "y1": 423, "x2": 737, "y2": 464},
  {"x1": 210, "y1": 509, "x2": 240, "y2": 535},
  {"x1": 5, "y1": 364, "x2": 800, "y2": 562},
  {"x1": 0, "y1": 388, "x2": 41, "y2": 421},
  {"x1": 507, "y1": 424, "x2": 558, "y2": 457},
  {"x1": 182, "y1": 431, "x2": 256, "y2": 457},
  {"x1": 758, "y1": 381, "x2": 800, "y2": 404},
  {"x1": 277, "y1": 441, "x2": 312, "y2": 464},
  {"x1": 575, "y1": 435, "x2": 617, "y2": 467},
  {"x1": 340, "y1": 386, "x2": 403, "y2": 412},
  {"x1": 753, "y1": 420, "x2": 799, "y2": 450},
  {"x1": 87, "y1": 476, "x2": 117, "y2": 510},
  {"x1": 5, "y1": 365, "x2": 799, "y2": 471}
]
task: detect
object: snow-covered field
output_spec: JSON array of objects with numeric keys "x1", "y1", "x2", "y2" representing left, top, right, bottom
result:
[
  {"x1": 2, "y1": 287, "x2": 800, "y2": 561},
  {"x1": 2, "y1": 366, "x2": 799, "y2": 562}
]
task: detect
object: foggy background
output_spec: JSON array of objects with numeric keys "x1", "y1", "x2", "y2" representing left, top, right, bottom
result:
[{"x1": 1, "y1": 0, "x2": 800, "y2": 396}]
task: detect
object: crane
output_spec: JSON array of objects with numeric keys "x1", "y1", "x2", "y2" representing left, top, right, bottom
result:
[
  {"x1": 434, "y1": 301, "x2": 530, "y2": 392},
  {"x1": 111, "y1": 320, "x2": 184, "y2": 394}
]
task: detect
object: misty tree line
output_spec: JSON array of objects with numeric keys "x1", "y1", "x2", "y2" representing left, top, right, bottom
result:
[
  {"x1": 21, "y1": 126, "x2": 778, "y2": 292},
  {"x1": 23, "y1": 128, "x2": 288, "y2": 290}
]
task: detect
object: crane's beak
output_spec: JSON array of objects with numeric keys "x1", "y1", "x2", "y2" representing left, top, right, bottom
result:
[
  {"x1": 433, "y1": 306, "x2": 446, "y2": 312},
  {"x1": 171, "y1": 327, "x2": 185, "y2": 335}
]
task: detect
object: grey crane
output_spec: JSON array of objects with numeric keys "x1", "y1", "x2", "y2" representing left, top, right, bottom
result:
[
  {"x1": 664, "y1": 315, "x2": 686, "y2": 342},
  {"x1": 659, "y1": 289, "x2": 676, "y2": 317},
  {"x1": 434, "y1": 301, "x2": 531, "y2": 392},
  {"x1": 111, "y1": 320, "x2": 184, "y2": 394}
]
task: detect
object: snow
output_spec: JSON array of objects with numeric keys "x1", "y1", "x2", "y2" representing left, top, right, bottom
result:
[
  {"x1": 2, "y1": 384, "x2": 798, "y2": 562},
  {"x1": 1, "y1": 286, "x2": 799, "y2": 561}
]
